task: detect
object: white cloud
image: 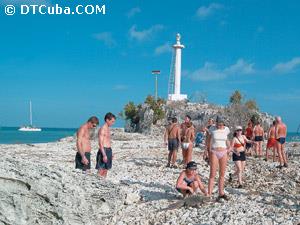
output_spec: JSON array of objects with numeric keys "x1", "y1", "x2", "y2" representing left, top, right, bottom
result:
[
  {"x1": 224, "y1": 58, "x2": 255, "y2": 75},
  {"x1": 196, "y1": 3, "x2": 223, "y2": 19},
  {"x1": 190, "y1": 62, "x2": 226, "y2": 81},
  {"x1": 154, "y1": 42, "x2": 172, "y2": 55},
  {"x1": 93, "y1": 32, "x2": 116, "y2": 47},
  {"x1": 113, "y1": 85, "x2": 129, "y2": 91},
  {"x1": 129, "y1": 24, "x2": 164, "y2": 41},
  {"x1": 190, "y1": 59, "x2": 255, "y2": 81},
  {"x1": 127, "y1": 7, "x2": 141, "y2": 18},
  {"x1": 272, "y1": 57, "x2": 300, "y2": 74}
]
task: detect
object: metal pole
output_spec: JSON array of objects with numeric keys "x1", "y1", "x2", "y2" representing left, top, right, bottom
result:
[
  {"x1": 151, "y1": 70, "x2": 160, "y2": 101},
  {"x1": 155, "y1": 74, "x2": 158, "y2": 101}
]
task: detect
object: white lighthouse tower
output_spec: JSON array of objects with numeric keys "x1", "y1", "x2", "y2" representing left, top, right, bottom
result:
[{"x1": 168, "y1": 33, "x2": 187, "y2": 101}]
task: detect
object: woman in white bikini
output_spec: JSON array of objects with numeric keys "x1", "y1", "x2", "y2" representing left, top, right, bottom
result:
[
  {"x1": 207, "y1": 116, "x2": 231, "y2": 200},
  {"x1": 181, "y1": 122, "x2": 195, "y2": 166}
]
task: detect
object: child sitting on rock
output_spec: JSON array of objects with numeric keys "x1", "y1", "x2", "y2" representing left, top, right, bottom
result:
[{"x1": 176, "y1": 161, "x2": 208, "y2": 197}]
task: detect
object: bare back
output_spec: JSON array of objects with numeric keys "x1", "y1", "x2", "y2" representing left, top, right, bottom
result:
[
  {"x1": 167, "y1": 124, "x2": 180, "y2": 139},
  {"x1": 276, "y1": 123, "x2": 287, "y2": 138},
  {"x1": 77, "y1": 124, "x2": 91, "y2": 152},
  {"x1": 180, "y1": 123, "x2": 188, "y2": 140},
  {"x1": 268, "y1": 126, "x2": 276, "y2": 139},
  {"x1": 98, "y1": 124, "x2": 111, "y2": 149},
  {"x1": 253, "y1": 125, "x2": 264, "y2": 136},
  {"x1": 185, "y1": 127, "x2": 195, "y2": 142}
]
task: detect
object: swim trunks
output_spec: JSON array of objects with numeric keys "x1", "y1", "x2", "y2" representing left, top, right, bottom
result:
[
  {"x1": 96, "y1": 148, "x2": 113, "y2": 170},
  {"x1": 75, "y1": 152, "x2": 91, "y2": 171},
  {"x1": 277, "y1": 137, "x2": 286, "y2": 145},
  {"x1": 254, "y1": 136, "x2": 263, "y2": 142},
  {"x1": 168, "y1": 138, "x2": 179, "y2": 151},
  {"x1": 245, "y1": 137, "x2": 252, "y2": 149},
  {"x1": 267, "y1": 138, "x2": 276, "y2": 148},
  {"x1": 232, "y1": 151, "x2": 246, "y2": 161}
]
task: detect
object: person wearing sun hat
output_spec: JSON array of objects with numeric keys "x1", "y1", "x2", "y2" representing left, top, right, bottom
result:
[
  {"x1": 176, "y1": 161, "x2": 207, "y2": 198},
  {"x1": 229, "y1": 125, "x2": 253, "y2": 188}
]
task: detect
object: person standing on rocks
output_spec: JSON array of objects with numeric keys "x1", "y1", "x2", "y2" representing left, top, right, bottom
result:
[
  {"x1": 275, "y1": 116, "x2": 288, "y2": 168},
  {"x1": 265, "y1": 121, "x2": 277, "y2": 161},
  {"x1": 207, "y1": 116, "x2": 231, "y2": 201},
  {"x1": 180, "y1": 115, "x2": 192, "y2": 164},
  {"x1": 96, "y1": 113, "x2": 116, "y2": 177},
  {"x1": 176, "y1": 161, "x2": 207, "y2": 197},
  {"x1": 164, "y1": 117, "x2": 181, "y2": 168},
  {"x1": 75, "y1": 116, "x2": 99, "y2": 172},
  {"x1": 252, "y1": 121, "x2": 264, "y2": 157},
  {"x1": 204, "y1": 118, "x2": 215, "y2": 163},
  {"x1": 229, "y1": 126, "x2": 253, "y2": 188},
  {"x1": 181, "y1": 121, "x2": 195, "y2": 166},
  {"x1": 245, "y1": 121, "x2": 254, "y2": 156}
]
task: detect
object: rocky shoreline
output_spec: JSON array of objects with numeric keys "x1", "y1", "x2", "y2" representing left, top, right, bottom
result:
[{"x1": 0, "y1": 128, "x2": 299, "y2": 225}]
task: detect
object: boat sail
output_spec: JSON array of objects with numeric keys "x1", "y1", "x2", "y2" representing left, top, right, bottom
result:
[{"x1": 19, "y1": 101, "x2": 42, "y2": 132}]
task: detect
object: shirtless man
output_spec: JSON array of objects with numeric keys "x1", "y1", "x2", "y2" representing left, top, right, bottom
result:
[
  {"x1": 96, "y1": 113, "x2": 116, "y2": 177},
  {"x1": 265, "y1": 121, "x2": 276, "y2": 161},
  {"x1": 180, "y1": 115, "x2": 192, "y2": 164},
  {"x1": 275, "y1": 116, "x2": 288, "y2": 168},
  {"x1": 75, "y1": 116, "x2": 99, "y2": 172},
  {"x1": 164, "y1": 117, "x2": 181, "y2": 168},
  {"x1": 252, "y1": 121, "x2": 264, "y2": 157}
]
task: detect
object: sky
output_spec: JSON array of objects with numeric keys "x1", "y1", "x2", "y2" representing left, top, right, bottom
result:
[{"x1": 0, "y1": 0, "x2": 300, "y2": 131}]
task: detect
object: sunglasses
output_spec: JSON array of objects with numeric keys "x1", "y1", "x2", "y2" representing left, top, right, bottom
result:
[{"x1": 236, "y1": 129, "x2": 242, "y2": 132}]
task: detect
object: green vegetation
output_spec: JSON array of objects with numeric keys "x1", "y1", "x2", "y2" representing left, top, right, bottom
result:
[
  {"x1": 144, "y1": 95, "x2": 166, "y2": 124},
  {"x1": 229, "y1": 90, "x2": 243, "y2": 105},
  {"x1": 122, "y1": 95, "x2": 166, "y2": 125},
  {"x1": 123, "y1": 101, "x2": 140, "y2": 124},
  {"x1": 245, "y1": 99, "x2": 259, "y2": 111},
  {"x1": 229, "y1": 90, "x2": 259, "y2": 111}
]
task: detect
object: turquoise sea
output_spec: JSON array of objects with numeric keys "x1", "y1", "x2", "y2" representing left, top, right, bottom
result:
[
  {"x1": 0, "y1": 127, "x2": 77, "y2": 144},
  {"x1": 0, "y1": 127, "x2": 299, "y2": 144}
]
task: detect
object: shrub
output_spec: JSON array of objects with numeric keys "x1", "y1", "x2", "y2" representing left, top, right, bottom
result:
[
  {"x1": 229, "y1": 90, "x2": 243, "y2": 105},
  {"x1": 245, "y1": 99, "x2": 259, "y2": 111}
]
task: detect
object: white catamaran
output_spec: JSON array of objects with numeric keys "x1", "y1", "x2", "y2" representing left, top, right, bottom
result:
[{"x1": 19, "y1": 101, "x2": 42, "y2": 132}]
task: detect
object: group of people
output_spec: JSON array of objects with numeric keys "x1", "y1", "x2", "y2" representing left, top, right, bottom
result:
[
  {"x1": 75, "y1": 112, "x2": 288, "y2": 200},
  {"x1": 165, "y1": 115, "x2": 288, "y2": 200},
  {"x1": 244, "y1": 117, "x2": 288, "y2": 168},
  {"x1": 75, "y1": 113, "x2": 116, "y2": 177}
]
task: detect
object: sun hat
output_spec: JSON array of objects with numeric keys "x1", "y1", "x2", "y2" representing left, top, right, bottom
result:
[
  {"x1": 186, "y1": 161, "x2": 197, "y2": 170},
  {"x1": 235, "y1": 126, "x2": 243, "y2": 131}
]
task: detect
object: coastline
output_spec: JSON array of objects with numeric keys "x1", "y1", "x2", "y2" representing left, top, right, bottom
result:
[{"x1": 0, "y1": 128, "x2": 299, "y2": 224}]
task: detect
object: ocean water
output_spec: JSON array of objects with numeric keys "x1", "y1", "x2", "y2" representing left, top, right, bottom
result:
[
  {"x1": 0, "y1": 127, "x2": 299, "y2": 144},
  {"x1": 0, "y1": 127, "x2": 77, "y2": 144}
]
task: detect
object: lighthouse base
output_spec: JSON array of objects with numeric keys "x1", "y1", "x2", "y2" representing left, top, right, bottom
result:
[{"x1": 168, "y1": 94, "x2": 188, "y2": 101}]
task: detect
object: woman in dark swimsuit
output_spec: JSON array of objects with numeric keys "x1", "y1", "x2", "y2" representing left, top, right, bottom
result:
[
  {"x1": 176, "y1": 161, "x2": 207, "y2": 197},
  {"x1": 229, "y1": 126, "x2": 253, "y2": 188}
]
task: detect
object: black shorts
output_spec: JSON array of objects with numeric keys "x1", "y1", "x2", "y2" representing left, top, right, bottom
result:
[
  {"x1": 75, "y1": 152, "x2": 91, "y2": 171},
  {"x1": 168, "y1": 138, "x2": 179, "y2": 151},
  {"x1": 96, "y1": 148, "x2": 112, "y2": 170},
  {"x1": 246, "y1": 142, "x2": 252, "y2": 149},
  {"x1": 254, "y1": 136, "x2": 263, "y2": 142},
  {"x1": 233, "y1": 151, "x2": 246, "y2": 161},
  {"x1": 277, "y1": 137, "x2": 286, "y2": 145}
]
